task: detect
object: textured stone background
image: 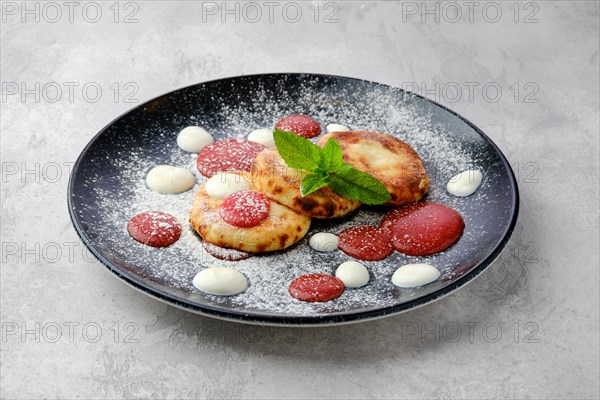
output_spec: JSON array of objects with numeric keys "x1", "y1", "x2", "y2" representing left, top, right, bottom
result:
[{"x1": 1, "y1": 1, "x2": 599, "y2": 399}]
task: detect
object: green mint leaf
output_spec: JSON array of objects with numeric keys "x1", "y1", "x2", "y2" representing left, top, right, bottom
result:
[
  {"x1": 273, "y1": 128, "x2": 321, "y2": 171},
  {"x1": 300, "y1": 172, "x2": 328, "y2": 196},
  {"x1": 327, "y1": 164, "x2": 391, "y2": 205},
  {"x1": 321, "y1": 139, "x2": 343, "y2": 173},
  {"x1": 274, "y1": 128, "x2": 390, "y2": 205}
]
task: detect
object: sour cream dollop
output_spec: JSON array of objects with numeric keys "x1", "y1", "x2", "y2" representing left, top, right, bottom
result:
[
  {"x1": 309, "y1": 232, "x2": 339, "y2": 252},
  {"x1": 146, "y1": 165, "x2": 195, "y2": 194},
  {"x1": 335, "y1": 261, "x2": 369, "y2": 288},
  {"x1": 447, "y1": 170, "x2": 483, "y2": 197},
  {"x1": 326, "y1": 123, "x2": 350, "y2": 133},
  {"x1": 392, "y1": 263, "x2": 440, "y2": 288},
  {"x1": 248, "y1": 129, "x2": 275, "y2": 148},
  {"x1": 192, "y1": 267, "x2": 248, "y2": 296},
  {"x1": 205, "y1": 172, "x2": 250, "y2": 199},
  {"x1": 177, "y1": 126, "x2": 214, "y2": 153}
]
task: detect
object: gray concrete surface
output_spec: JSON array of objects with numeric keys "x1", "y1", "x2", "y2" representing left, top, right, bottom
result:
[{"x1": 1, "y1": 1, "x2": 599, "y2": 399}]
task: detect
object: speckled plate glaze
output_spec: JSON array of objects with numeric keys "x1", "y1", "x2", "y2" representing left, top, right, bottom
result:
[{"x1": 68, "y1": 73, "x2": 519, "y2": 326}]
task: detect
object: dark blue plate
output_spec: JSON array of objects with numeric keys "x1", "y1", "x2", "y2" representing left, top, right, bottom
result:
[{"x1": 68, "y1": 73, "x2": 518, "y2": 326}]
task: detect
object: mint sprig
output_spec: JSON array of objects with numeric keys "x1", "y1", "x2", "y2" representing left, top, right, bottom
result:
[
  {"x1": 300, "y1": 171, "x2": 328, "y2": 197},
  {"x1": 320, "y1": 137, "x2": 343, "y2": 173},
  {"x1": 273, "y1": 128, "x2": 391, "y2": 205},
  {"x1": 273, "y1": 128, "x2": 321, "y2": 170}
]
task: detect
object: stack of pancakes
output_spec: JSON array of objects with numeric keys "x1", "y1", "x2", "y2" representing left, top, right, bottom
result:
[{"x1": 190, "y1": 131, "x2": 429, "y2": 253}]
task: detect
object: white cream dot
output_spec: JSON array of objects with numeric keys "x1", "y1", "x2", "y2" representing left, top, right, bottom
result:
[
  {"x1": 205, "y1": 172, "x2": 250, "y2": 199},
  {"x1": 336, "y1": 261, "x2": 369, "y2": 288},
  {"x1": 146, "y1": 165, "x2": 195, "y2": 194},
  {"x1": 326, "y1": 123, "x2": 350, "y2": 133},
  {"x1": 192, "y1": 267, "x2": 248, "y2": 296},
  {"x1": 309, "y1": 232, "x2": 339, "y2": 252},
  {"x1": 177, "y1": 126, "x2": 214, "y2": 153},
  {"x1": 248, "y1": 129, "x2": 275, "y2": 148},
  {"x1": 391, "y1": 263, "x2": 440, "y2": 288},
  {"x1": 447, "y1": 170, "x2": 483, "y2": 197}
]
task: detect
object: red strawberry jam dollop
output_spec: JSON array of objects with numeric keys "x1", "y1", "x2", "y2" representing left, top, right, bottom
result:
[
  {"x1": 380, "y1": 201, "x2": 464, "y2": 256},
  {"x1": 275, "y1": 114, "x2": 321, "y2": 138},
  {"x1": 197, "y1": 139, "x2": 264, "y2": 178},
  {"x1": 338, "y1": 225, "x2": 393, "y2": 261},
  {"x1": 127, "y1": 211, "x2": 182, "y2": 247},
  {"x1": 289, "y1": 273, "x2": 345, "y2": 302},
  {"x1": 219, "y1": 190, "x2": 270, "y2": 228}
]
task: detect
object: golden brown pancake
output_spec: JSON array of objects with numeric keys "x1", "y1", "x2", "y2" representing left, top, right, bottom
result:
[
  {"x1": 317, "y1": 131, "x2": 429, "y2": 206},
  {"x1": 189, "y1": 172, "x2": 311, "y2": 253},
  {"x1": 250, "y1": 148, "x2": 361, "y2": 219}
]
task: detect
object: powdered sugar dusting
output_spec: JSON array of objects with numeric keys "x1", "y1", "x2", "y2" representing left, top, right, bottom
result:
[{"x1": 72, "y1": 74, "x2": 515, "y2": 320}]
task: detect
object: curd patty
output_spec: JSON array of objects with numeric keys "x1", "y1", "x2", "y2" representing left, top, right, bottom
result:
[
  {"x1": 317, "y1": 131, "x2": 429, "y2": 206},
  {"x1": 250, "y1": 148, "x2": 361, "y2": 219},
  {"x1": 189, "y1": 172, "x2": 311, "y2": 253}
]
